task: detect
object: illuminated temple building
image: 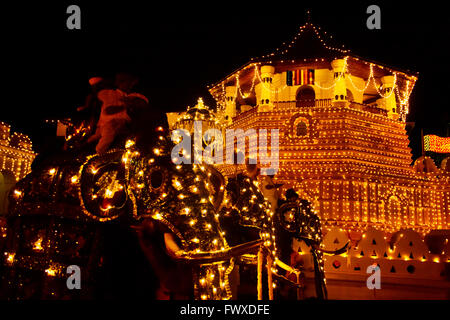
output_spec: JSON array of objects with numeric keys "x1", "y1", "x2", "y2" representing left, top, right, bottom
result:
[
  {"x1": 207, "y1": 22, "x2": 449, "y2": 236},
  {"x1": 170, "y1": 21, "x2": 450, "y2": 298},
  {"x1": 0, "y1": 122, "x2": 35, "y2": 214}
]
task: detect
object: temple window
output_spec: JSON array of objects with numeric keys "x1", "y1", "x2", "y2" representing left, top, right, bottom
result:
[
  {"x1": 296, "y1": 121, "x2": 308, "y2": 137},
  {"x1": 296, "y1": 86, "x2": 315, "y2": 108}
]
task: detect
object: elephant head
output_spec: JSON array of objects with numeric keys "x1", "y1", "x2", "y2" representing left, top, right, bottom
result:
[
  {"x1": 221, "y1": 173, "x2": 345, "y2": 299},
  {"x1": 76, "y1": 132, "x2": 262, "y2": 299}
]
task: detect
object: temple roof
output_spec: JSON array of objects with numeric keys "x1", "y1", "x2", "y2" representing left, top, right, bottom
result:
[
  {"x1": 254, "y1": 21, "x2": 349, "y2": 63},
  {"x1": 208, "y1": 16, "x2": 418, "y2": 94}
]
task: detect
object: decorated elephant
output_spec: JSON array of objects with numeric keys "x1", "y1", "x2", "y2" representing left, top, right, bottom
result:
[
  {"x1": 0, "y1": 127, "x2": 263, "y2": 300},
  {"x1": 221, "y1": 172, "x2": 349, "y2": 299},
  {"x1": 0, "y1": 123, "x2": 345, "y2": 300}
]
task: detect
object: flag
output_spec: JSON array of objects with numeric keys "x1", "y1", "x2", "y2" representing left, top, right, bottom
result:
[
  {"x1": 424, "y1": 135, "x2": 450, "y2": 153},
  {"x1": 286, "y1": 70, "x2": 293, "y2": 86},
  {"x1": 286, "y1": 69, "x2": 315, "y2": 86}
]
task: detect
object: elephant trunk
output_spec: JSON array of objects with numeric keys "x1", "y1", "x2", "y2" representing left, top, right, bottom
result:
[{"x1": 170, "y1": 239, "x2": 263, "y2": 264}]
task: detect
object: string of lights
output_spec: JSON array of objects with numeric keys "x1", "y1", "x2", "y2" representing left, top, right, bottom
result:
[
  {"x1": 260, "y1": 22, "x2": 350, "y2": 60},
  {"x1": 212, "y1": 57, "x2": 412, "y2": 117}
]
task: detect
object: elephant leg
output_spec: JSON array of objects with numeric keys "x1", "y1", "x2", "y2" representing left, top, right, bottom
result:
[
  {"x1": 257, "y1": 245, "x2": 264, "y2": 300},
  {"x1": 266, "y1": 254, "x2": 274, "y2": 300}
]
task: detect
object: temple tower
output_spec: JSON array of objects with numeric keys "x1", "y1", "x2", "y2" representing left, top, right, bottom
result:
[
  {"x1": 331, "y1": 59, "x2": 347, "y2": 103},
  {"x1": 380, "y1": 75, "x2": 398, "y2": 119},
  {"x1": 224, "y1": 86, "x2": 237, "y2": 122},
  {"x1": 258, "y1": 65, "x2": 275, "y2": 112}
]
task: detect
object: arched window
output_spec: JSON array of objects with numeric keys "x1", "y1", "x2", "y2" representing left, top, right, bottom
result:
[
  {"x1": 296, "y1": 86, "x2": 315, "y2": 108},
  {"x1": 296, "y1": 121, "x2": 307, "y2": 137}
]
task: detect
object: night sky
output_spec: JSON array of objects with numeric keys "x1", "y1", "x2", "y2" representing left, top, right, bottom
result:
[{"x1": 2, "y1": 1, "x2": 449, "y2": 159}]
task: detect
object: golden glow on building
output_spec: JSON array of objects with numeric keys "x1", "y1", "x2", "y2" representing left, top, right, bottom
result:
[
  {"x1": 167, "y1": 21, "x2": 450, "y2": 298},
  {"x1": 204, "y1": 22, "x2": 449, "y2": 237},
  {"x1": 0, "y1": 122, "x2": 35, "y2": 182}
]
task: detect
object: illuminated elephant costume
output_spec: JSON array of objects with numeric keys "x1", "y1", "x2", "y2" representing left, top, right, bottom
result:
[
  {"x1": 0, "y1": 125, "x2": 345, "y2": 299},
  {"x1": 220, "y1": 173, "x2": 347, "y2": 299},
  {"x1": 0, "y1": 129, "x2": 261, "y2": 300}
]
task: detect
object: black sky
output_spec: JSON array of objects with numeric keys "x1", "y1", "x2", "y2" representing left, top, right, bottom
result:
[{"x1": 2, "y1": 1, "x2": 449, "y2": 159}]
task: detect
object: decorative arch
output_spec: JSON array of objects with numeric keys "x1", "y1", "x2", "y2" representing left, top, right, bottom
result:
[
  {"x1": 285, "y1": 113, "x2": 315, "y2": 141},
  {"x1": 296, "y1": 121, "x2": 308, "y2": 137},
  {"x1": 295, "y1": 85, "x2": 316, "y2": 108}
]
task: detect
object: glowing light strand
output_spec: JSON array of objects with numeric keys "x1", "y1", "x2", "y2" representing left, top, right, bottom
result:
[
  {"x1": 236, "y1": 66, "x2": 258, "y2": 98},
  {"x1": 213, "y1": 57, "x2": 413, "y2": 121}
]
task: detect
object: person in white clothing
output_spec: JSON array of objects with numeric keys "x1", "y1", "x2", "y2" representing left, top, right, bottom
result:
[
  {"x1": 244, "y1": 160, "x2": 282, "y2": 212},
  {"x1": 260, "y1": 174, "x2": 282, "y2": 212}
]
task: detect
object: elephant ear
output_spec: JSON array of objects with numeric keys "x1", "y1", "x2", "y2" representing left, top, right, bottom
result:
[
  {"x1": 224, "y1": 174, "x2": 270, "y2": 229},
  {"x1": 296, "y1": 199, "x2": 323, "y2": 244},
  {"x1": 276, "y1": 201, "x2": 300, "y2": 234},
  {"x1": 277, "y1": 199, "x2": 323, "y2": 244},
  {"x1": 224, "y1": 176, "x2": 240, "y2": 206},
  {"x1": 79, "y1": 149, "x2": 134, "y2": 222},
  {"x1": 129, "y1": 162, "x2": 171, "y2": 219}
]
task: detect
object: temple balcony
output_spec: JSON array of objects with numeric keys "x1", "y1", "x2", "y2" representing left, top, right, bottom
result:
[
  {"x1": 273, "y1": 99, "x2": 332, "y2": 110},
  {"x1": 268, "y1": 99, "x2": 388, "y2": 117}
]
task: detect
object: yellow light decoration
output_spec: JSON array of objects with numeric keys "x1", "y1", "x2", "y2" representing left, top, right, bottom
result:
[
  {"x1": 5, "y1": 252, "x2": 15, "y2": 265},
  {"x1": 125, "y1": 140, "x2": 135, "y2": 149},
  {"x1": 13, "y1": 189, "x2": 22, "y2": 198},
  {"x1": 424, "y1": 135, "x2": 450, "y2": 153},
  {"x1": 45, "y1": 266, "x2": 58, "y2": 277},
  {"x1": 0, "y1": 123, "x2": 35, "y2": 181},
  {"x1": 33, "y1": 238, "x2": 44, "y2": 251}
]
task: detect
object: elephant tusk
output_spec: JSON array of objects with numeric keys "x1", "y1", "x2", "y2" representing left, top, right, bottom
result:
[
  {"x1": 295, "y1": 237, "x2": 350, "y2": 255},
  {"x1": 170, "y1": 239, "x2": 263, "y2": 264},
  {"x1": 313, "y1": 242, "x2": 350, "y2": 255},
  {"x1": 272, "y1": 271, "x2": 303, "y2": 288},
  {"x1": 274, "y1": 258, "x2": 301, "y2": 275}
]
